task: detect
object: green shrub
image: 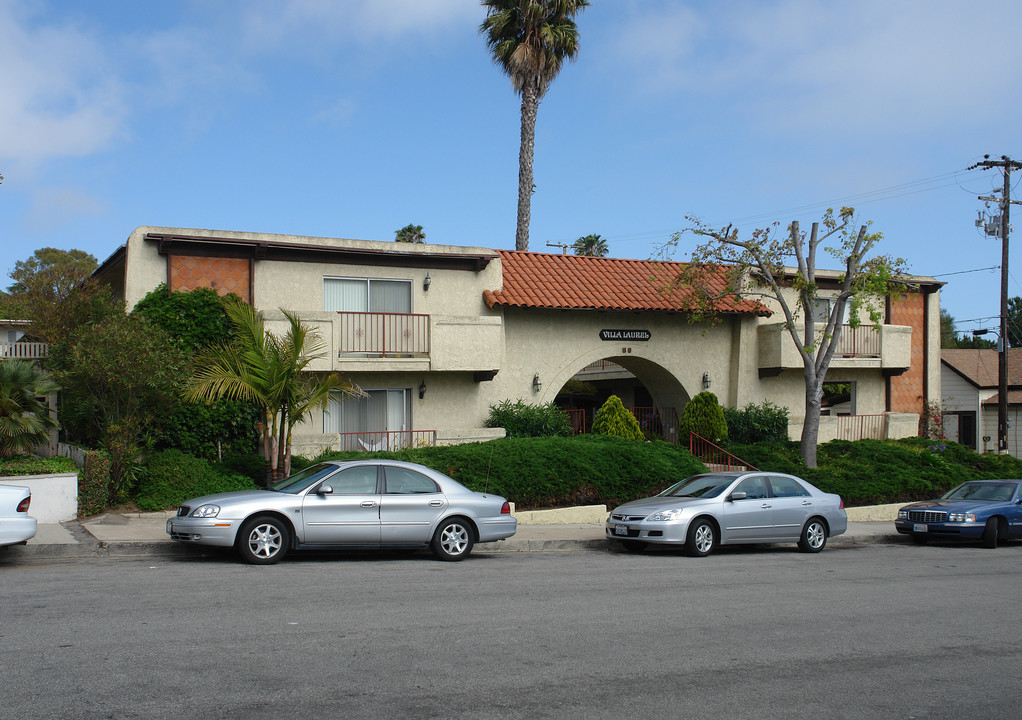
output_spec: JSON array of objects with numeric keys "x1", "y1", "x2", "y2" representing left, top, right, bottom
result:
[
  {"x1": 723, "y1": 401, "x2": 790, "y2": 444},
  {"x1": 485, "y1": 399, "x2": 572, "y2": 438},
  {"x1": 316, "y1": 434, "x2": 707, "y2": 509},
  {"x1": 79, "y1": 451, "x2": 111, "y2": 517},
  {"x1": 156, "y1": 400, "x2": 260, "y2": 461},
  {"x1": 591, "y1": 395, "x2": 645, "y2": 442},
  {"x1": 678, "y1": 391, "x2": 728, "y2": 443},
  {"x1": 0, "y1": 455, "x2": 77, "y2": 477},
  {"x1": 135, "y1": 449, "x2": 256, "y2": 511}
]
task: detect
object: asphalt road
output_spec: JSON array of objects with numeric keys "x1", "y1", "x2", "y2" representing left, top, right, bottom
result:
[{"x1": 2, "y1": 542, "x2": 1020, "y2": 720}]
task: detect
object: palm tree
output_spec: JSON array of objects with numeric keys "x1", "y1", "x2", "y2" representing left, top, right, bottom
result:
[
  {"x1": 572, "y1": 233, "x2": 608, "y2": 257},
  {"x1": 480, "y1": 0, "x2": 589, "y2": 251},
  {"x1": 0, "y1": 360, "x2": 59, "y2": 457},
  {"x1": 395, "y1": 224, "x2": 426, "y2": 244},
  {"x1": 184, "y1": 299, "x2": 361, "y2": 483}
]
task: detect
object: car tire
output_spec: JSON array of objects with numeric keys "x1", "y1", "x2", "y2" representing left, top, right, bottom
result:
[
  {"x1": 797, "y1": 517, "x2": 828, "y2": 553},
  {"x1": 685, "y1": 518, "x2": 716, "y2": 557},
  {"x1": 620, "y1": 540, "x2": 647, "y2": 553},
  {"x1": 431, "y1": 517, "x2": 474, "y2": 561},
  {"x1": 236, "y1": 515, "x2": 290, "y2": 565},
  {"x1": 911, "y1": 534, "x2": 929, "y2": 545},
  {"x1": 982, "y1": 517, "x2": 1000, "y2": 549}
]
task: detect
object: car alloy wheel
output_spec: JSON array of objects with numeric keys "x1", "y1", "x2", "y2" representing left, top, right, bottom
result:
[
  {"x1": 686, "y1": 518, "x2": 716, "y2": 557},
  {"x1": 237, "y1": 516, "x2": 290, "y2": 565},
  {"x1": 431, "y1": 518, "x2": 473, "y2": 561},
  {"x1": 798, "y1": 518, "x2": 828, "y2": 553}
]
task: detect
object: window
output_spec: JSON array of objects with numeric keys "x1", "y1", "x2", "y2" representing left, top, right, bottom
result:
[
  {"x1": 734, "y1": 477, "x2": 768, "y2": 500},
  {"x1": 326, "y1": 466, "x2": 380, "y2": 494},
  {"x1": 384, "y1": 467, "x2": 440, "y2": 494},
  {"x1": 769, "y1": 476, "x2": 809, "y2": 498},
  {"x1": 324, "y1": 277, "x2": 411, "y2": 314},
  {"x1": 324, "y1": 388, "x2": 411, "y2": 450},
  {"x1": 811, "y1": 297, "x2": 850, "y2": 325}
]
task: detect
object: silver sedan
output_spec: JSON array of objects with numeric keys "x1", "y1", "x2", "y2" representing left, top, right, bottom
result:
[
  {"x1": 606, "y1": 471, "x2": 847, "y2": 556},
  {"x1": 167, "y1": 460, "x2": 517, "y2": 564}
]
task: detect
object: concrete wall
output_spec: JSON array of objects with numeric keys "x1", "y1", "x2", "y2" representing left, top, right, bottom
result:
[{"x1": 0, "y1": 473, "x2": 78, "y2": 522}]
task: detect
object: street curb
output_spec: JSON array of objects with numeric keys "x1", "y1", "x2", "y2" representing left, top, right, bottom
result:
[{"x1": 4, "y1": 533, "x2": 910, "y2": 561}]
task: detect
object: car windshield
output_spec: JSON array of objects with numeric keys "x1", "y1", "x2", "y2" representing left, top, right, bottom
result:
[
  {"x1": 658, "y1": 474, "x2": 733, "y2": 498},
  {"x1": 941, "y1": 482, "x2": 1016, "y2": 502},
  {"x1": 268, "y1": 463, "x2": 339, "y2": 494}
]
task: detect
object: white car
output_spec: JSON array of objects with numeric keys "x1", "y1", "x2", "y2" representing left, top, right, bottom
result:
[{"x1": 0, "y1": 485, "x2": 37, "y2": 547}]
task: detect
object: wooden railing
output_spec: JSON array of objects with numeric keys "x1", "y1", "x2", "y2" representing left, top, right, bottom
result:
[
  {"x1": 835, "y1": 414, "x2": 887, "y2": 441},
  {"x1": 337, "y1": 312, "x2": 430, "y2": 357},
  {"x1": 689, "y1": 432, "x2": 758, "y2": 471},
  {"x1": 0, "y1": 341, "x2": 49, "y2": 359},
  {"x1": 336, "y1": 429, "x2": 436, "y2": 452},
  {"x1": 832, "y1": 324, "x2": 881, "y2": 357}
]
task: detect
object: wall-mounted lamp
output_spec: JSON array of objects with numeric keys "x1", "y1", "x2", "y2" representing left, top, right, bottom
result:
[
  {"x1": 418, "y1": 380, "x2": 427, "y2": 399},
  {"x1": 533, "y1": 373, "x2": 542, "y2": 392},
  {"x1": 702, "y1": 372, "x2": 711, "y2": 390},
  {"x1": 423, "y1": 273, "x2": 432, "y2": 291}
]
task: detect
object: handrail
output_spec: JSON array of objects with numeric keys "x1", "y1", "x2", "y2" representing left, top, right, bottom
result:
[
  {"x1": 334, "y1": 429, "x2": 436, "y2": 452},
  {"x1": 336, "y1": 311, "x2": 430, "y2": 357},
  {"x1": 688, "y1": 432, "x2": 758, "y2": 471}
]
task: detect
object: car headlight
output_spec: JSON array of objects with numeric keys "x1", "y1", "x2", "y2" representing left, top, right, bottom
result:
[
  {"x1": 190, "y1": 504, "x2": 220, "y2": 518},
  {"x1": 647, "y1": 509, "x2": 684, "y2": 522},
  {"x1": 897, "y1": 509, "x2": 908, "y2": 519},
  {"x1": 947, "y1": 512, "x2": 977, "y2": 523}
]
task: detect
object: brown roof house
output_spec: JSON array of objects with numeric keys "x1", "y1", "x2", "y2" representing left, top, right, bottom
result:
[
  {"x1": 941, "y1": 348, "x2": 1022, "y2": 456},
  {"x1": 96, "y1": 227, "x2": 942, "y2": 455}
]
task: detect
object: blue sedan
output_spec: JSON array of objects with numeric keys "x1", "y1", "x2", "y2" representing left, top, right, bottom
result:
[{"x1": 895, "y1": 480, "x2": 1022, "y2": 548}]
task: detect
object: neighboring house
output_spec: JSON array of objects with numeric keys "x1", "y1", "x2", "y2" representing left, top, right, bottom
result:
[
  {"x1": 0, "y1": 319, "x2": 56, "y2": 455},
  {"x1": 94, "y1": 227, "x2": 942, "y2": 455},
  {"x1": 941, "y1": 348, "x2": 1022, "y2": 456}
]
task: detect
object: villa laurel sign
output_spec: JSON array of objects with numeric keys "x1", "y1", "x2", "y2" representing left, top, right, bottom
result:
[{"x1": 599, "y1": 329, "x2": 651, "y2": 341}]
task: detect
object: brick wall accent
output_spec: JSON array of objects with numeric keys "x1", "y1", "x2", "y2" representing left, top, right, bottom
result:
[
  {"x1": 888, "y1": 292, "x2": 925, "y2": 414},
  {"x1": 168, "y1": 256, "x2": 250, "y2": 302}
]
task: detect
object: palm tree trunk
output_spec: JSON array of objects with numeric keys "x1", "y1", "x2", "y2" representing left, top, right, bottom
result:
[{"x1": 516, "y1": 81, "x2": 540, "y2": 252}]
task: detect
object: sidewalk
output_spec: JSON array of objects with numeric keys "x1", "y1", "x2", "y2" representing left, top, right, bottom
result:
[{"x1": 2, "y1": 512, "x2": 906, "y2": 561}]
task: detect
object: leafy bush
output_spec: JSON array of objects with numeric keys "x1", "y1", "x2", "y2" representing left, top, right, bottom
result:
[
  {"x1": 156, "y1": 400, "x2": 260, "y2": 461},
  {"x1": 591, "y1": 395, "x2": 645, "y2": 441},
  {"x1": 0, "y1": 455, "x2": 77, "y2": 477},
  {"x1": 723, "y1": 401, "x2": 790, "y2": 444},
  {"x1": 135, "y1": 449, "x2": 256, "y2": 511},
  {"x1": 485, "y1": 399, "x2": 572, "y2": 438},
  {"x1": 132, "y1": 283, "x2": 240, "y2": 351},
  {"x1": 79, "y1": 451, "x2": 111, "y2": 517},
  {"x1": 316, "y1": 434, "x2": 707, "y2": 509},
  {"x1": 678, "y1": 391, "x2": 728, "y2": 443}
]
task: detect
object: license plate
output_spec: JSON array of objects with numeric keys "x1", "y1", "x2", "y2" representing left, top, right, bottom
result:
[
  {"x1": 615, "y1": 524, "x2": 629, "y2": 536},
  {"x1": 913, "y1": 523, "x2": 928, "y2": 533}
]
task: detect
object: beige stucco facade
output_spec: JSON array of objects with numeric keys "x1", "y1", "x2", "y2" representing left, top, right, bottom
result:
[{"x1": 96, "y1": 226, "x2": 942, "y2": 455}]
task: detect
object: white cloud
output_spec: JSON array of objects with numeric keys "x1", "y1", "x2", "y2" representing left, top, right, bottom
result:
[
  {"x1": 609, "y1": 0, "x2": 1022, "y2": 139},
  {"x1": 0, "y1": 1, "x2": 125, "y2": 163}
]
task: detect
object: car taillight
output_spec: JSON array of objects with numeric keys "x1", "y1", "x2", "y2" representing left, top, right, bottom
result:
[
  {"x1": 500, "y1": 501, "x2": 510, "y2": 514},
  {"x1": 839, "y1": 500, "x2": 844, "y2": 510},
  {"x1": 17, "y1": 496, "x2": 31, "y2": 513}
]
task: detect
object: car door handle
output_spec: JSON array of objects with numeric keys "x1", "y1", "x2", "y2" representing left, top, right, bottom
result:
[
  {"x1": 428, "y1": 500, "x2": 444, "y2": 507},
  {"x1": 760, "y1": 503, "x2": 772, "y2": 508},
  {"x1": 802, "y1": 501, "x2": 813, "y2": 506},
  {"x1": 361, "y1": 501, "x2": 377, "y2": 508}
]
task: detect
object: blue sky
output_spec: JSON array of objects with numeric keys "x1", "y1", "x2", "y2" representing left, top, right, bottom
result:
[{"x1": 3, "y1": 0, "x2": 1022, "y2": 335}]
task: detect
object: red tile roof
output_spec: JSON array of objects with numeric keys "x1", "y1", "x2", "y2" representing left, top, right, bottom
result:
[{"x1": 483, "y1": 251, "x2": 770, "y2": 316}]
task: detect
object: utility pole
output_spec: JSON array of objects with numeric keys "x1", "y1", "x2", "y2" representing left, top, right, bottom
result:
[{"x1": 969, "y1": 155, "x2": 1022, "y2": 453}]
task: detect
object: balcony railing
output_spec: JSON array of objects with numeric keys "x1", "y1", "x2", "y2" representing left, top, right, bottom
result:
[
  {"x1": 832, "y1": 324, "x2": 881, "y2": 357},
  {"x1": 834, "y1": 414, "x2": 887, "y2": 441},
  {"x1": 566, "y1": 406, "x2": 679, "y2": 444},
  {"x1": 0, "y1": 341, "x2": 49, "y2": 359},
  {"x1": 336, "y1": 430, "x2": 437, "y2": 452},
  {"x1": 337, "y1": 312, "x2": 430, "y2": 357}
]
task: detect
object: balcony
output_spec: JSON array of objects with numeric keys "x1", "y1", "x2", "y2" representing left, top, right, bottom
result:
[
  {"x1": 0, "y1": 341, "x2": 49, "y2": 360},
  {"x1": 758, "y1": 323, "x2": 911, "y2": 377},
  {"x1": 332, "y1": 311, "x2": 501, "y2": 374}
]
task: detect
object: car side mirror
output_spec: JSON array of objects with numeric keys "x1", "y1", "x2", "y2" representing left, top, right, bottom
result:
[
  {"x1": 316, "y1": 485, "x2": 333, "y2": 495},
  {"x1": 728, "y1": 491, "x2": 747, "y2": 502}
]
